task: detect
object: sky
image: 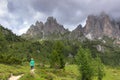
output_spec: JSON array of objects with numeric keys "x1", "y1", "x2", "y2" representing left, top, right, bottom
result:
[{"x1": 0, "y1": 0, "x2": 120, "y2": 35}]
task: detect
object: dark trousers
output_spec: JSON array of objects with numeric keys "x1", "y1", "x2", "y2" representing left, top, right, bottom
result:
[{"x1": 31, "y1": 66, "x2": 34, "y2": 70}]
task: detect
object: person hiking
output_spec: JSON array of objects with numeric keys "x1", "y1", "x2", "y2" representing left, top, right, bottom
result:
[{"x1": 30, "y1": 58, "x2": 35, "y2": 70}]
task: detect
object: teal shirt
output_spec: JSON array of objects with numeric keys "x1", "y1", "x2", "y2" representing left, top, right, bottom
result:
[{"x1": 30, "y1": 60, "x2": 35, "y2": 66}]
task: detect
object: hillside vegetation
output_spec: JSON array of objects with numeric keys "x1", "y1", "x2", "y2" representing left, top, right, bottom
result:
[{"x1": 0, "y1": 25, "x2": 120, "y2": 80}]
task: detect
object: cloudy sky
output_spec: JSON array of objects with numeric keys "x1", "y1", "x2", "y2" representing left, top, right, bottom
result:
[{"x1": 0, "y1": 0, "x2": 120, "y2": 35}]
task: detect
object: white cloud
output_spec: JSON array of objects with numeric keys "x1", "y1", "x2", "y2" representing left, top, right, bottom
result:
[
  {"x1": 0, "y1": 0, "x2": 7, "y2": 16},
  {"x1": 0, "y1": 0, "x2": 10, "y2": 28},
  {"x1": 14, "y1": 21, "x2": 30, "y2": 35},
  {"x1": 81, "y1": 18, "x2": 87, "y2": 27},
  {"x1": 33, "y1": 12, "x2": 47, "y2": 23}
]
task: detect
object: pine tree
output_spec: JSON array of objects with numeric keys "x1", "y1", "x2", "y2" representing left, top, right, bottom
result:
[
  {"x1": 76, "y1": 47, "x2": 94, "y2": 80},
  {"x1": 49, "y1": 41, "x2": 65, "y2": 69},
  {"x1": 96, "y1": 57, "x2": 105, "y2": 80}
]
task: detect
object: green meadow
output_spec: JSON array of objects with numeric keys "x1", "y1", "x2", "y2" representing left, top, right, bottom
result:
[{"x1": 1, "y1": 63, "x2": 120, "y2": 80}]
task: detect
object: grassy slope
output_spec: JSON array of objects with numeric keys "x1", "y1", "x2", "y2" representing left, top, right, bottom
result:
[
  {"x1": 0, "y1": 63, "x2": 29, "y2": 79},
  {"x1": 103, "y1": 66, "x2": 120, "y2": 80},
  {"x1": 0, "y1": 63, "x2": 120, "y2": 80},
  {"x1": 18, "y1": 65, "x2": 120, "y2": 80},
  {"x1": 20, "y1": 65, "x2": 79, "y2": 80}
]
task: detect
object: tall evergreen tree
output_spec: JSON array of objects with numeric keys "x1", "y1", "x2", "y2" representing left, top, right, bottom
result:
[
  {"x1": 96, "y1": 57, "x2": 105, "y2": 80},
  {"x1": 50, "y1": 41, "x2": 65, "y2": 69},
  {"x1": 76, "y1": 47, "x2": 94, "y2": 80}
]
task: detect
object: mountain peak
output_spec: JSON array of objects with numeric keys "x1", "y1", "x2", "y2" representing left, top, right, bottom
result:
[
  {"x1": 84, "y1": 13, "x2": 120, "y2": 39},
  {"x1": 76, "y1": 24, "x2": 82, "y2": 29},
  {"x1": 22, "y1": 16, "x2": 68, "y2": 39},
  {"x1": 22, "y1": 13, "x2": 120, "y2": 40},
  {"x1": 46, "y1": 16, "x2": 57, "y2": 24},
  {"x1": 73, "y1": 24, "x2": 83, "y2": 32},
  {"x1": 99, "y1": 12, "x2": 108, "y2": 17}
]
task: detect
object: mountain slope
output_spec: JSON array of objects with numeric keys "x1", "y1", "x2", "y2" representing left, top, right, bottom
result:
[
  {"x1": 70, "y1": 24, "x2": 85, "y2": 41},
  {"x1": 22, "y1": 17, "x2": 69, "y2": 40},
  {"x1": 84, "y1": 12, "x2": 120, "y2": 40},
  {"x1": 0, "y1": 25, "x2": 24, "y2": 42},
  {"x1": 22, "y1": 13, "x2": 120, "y2": 41}
]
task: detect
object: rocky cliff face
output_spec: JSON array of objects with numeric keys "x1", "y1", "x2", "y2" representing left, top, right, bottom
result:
[
  {"x1": 22, "y1": 13, "x2": 120, "y2": 41},
  {"x1": 22, "y1": 17, "x2": 68, "y2": 39},
  {"x1": 84, "y1": 12, "x2": 120, "y2": 40},
  {"x1": 44, "y1": 17, "x2": 66, "y2": 34},
  {"x1": 25, "y1": 21, "x2": 44, "y2": 38},
  {"x1": 70, "y1": 24, "x2": 85, "y2": 40}
]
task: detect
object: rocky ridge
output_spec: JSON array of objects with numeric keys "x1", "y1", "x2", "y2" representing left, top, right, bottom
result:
[
  {"x1": 22, "y1": 13, "x2": 120, "y2": 41},
  {"x1": 22, "y1": 17, "x2": 68, "y2": 39},
  {"x1": 84, "y1": 12, "x2": 120, "y2": 40}
]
